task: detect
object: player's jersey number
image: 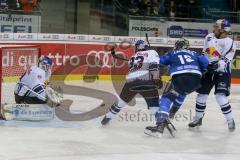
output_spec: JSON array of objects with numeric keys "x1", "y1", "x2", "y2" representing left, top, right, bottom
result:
[
  {"x1": 177, "y1": 55, "x2": 194, "y2": 64},
  {"x1": 129, "y1": 56, "x2": 144, "y2": 70}
]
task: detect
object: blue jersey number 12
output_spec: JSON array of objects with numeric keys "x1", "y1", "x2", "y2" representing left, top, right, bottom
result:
[{"x1": 178, "y1": 55, "x2": 194, "y2": 64}]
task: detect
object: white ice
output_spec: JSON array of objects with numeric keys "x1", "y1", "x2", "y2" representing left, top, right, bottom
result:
[{"x1": 0, "y1": 81, "x2": 240, "y2": 160}]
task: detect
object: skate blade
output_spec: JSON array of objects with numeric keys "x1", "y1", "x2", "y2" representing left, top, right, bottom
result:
[
  {"x1": 228, "y1": 128, "x2": 236, "y2": 132},
  {"x1": 166, "y1": 126, "x2": 177, "y2": 137},
  {"x1": 188, "y1": 125, "x2": 201, "y2": 131},
  {"x1": 144, "y1": 130, "x2": 163, "y2": 138},
  {"x1": 101, "y1": 121, "x2": 110, "y2": 127},
  {"x1": 168, "y1": 129, "x2": 177, "y2": 137}
]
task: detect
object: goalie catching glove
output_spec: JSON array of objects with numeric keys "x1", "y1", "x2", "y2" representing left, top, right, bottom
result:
[{"x1": 46, "y1": 87, "x2": 63, "y2": 107}]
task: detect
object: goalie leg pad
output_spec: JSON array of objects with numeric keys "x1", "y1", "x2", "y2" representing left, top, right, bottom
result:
[{"x1": 2, "y1": 104, "x2": 54, "y2": 121}]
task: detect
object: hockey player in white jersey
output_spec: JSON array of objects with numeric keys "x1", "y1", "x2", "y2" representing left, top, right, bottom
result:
[
  {"x1": 188, "y1": 19, "x2": 236, "y2": 131},
  {"x1": 14, "y1": 56, "x2": 53, "y2": 104},
  {"x1": 101, "y1": 40, "x2": 162, "y2": 125}
]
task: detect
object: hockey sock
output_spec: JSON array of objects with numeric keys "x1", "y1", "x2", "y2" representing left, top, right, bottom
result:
[
  {"x1": 154, "y1": 96, "x2": 174, "y2": 124},
  {"x1": 215, "y1": 94, "x2": 233, "y2": 122},
  {"x1": 155, "y1": 112, "x2": 168, "y2": 125},
  {"x1": 195, "y1": 94, "x2": 208, "y2": 119},
  {"x1": 173, "y1": 94, "x2": 186, "y2": 109},
  {"x1": 145, "y1": 97, "x2": 159, "y2": 115},
  {"x1": 106, "y1": 98, "x2": 127, "y2": 118}
]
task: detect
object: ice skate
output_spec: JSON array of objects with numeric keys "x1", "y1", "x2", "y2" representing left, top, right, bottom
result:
[
  {"x1": 144, "y1": 119, "x2": 176, "y2": 137},
  {"x1": 228, "y1": 119, "x2": 236, "y2": 132},
  {"x1": 101, "y1": 115, "x2": 112, "y2": 126},
  {"x1": 188, "y1": 116, "x2": 203, "y2": 128}
]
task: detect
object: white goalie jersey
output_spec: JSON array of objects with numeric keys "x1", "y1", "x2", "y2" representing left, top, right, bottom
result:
[
  {"x1": 126, "y1": 49, "x2": 160, "y2": 82},
  {"x1": 14, "y1": 66, "x2": 47, "y2": 101}
]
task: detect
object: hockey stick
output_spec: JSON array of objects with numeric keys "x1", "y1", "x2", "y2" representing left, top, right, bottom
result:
[
  {"x1": 110, "y1": 47, "x2": 129, "y2": 61},
  {"x1": 145, "y1": 33, "x2": 151, "y2": 47}
]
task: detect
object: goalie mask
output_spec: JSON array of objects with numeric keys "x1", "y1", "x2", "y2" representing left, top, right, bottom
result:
[{"x1": 38, "y1": 56, "x2": 53, "y2": 72}]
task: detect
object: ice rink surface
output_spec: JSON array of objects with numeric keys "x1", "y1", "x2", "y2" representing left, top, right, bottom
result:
[{"x1": 1, "y1": 81, "x2": 240, "y2": 160}]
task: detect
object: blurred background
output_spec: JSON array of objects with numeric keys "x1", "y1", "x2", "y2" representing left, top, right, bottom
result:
[
  {"x1": 0, "y1": 0, "x2": 240, "y2": 82},
  {"x1": 0, "y1": 0, "x2": 239, "y2": 39}
]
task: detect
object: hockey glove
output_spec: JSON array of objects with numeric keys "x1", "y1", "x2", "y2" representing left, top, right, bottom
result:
[
  {"x1": 153, "y1": 79, "x2": 163, "y2": 89},
  {"x1": 216, "y1": 59, "x2": 227, "y2": 72},
  {"x1": 207, "y1": 61, "x2": 218, "y2": 73},
  {"x1": 110, "y1": 47, "x2": 116, "y2": 56}
]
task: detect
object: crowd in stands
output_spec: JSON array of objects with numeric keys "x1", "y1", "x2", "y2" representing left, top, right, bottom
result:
[
  {"x1": 128, "y1": 0, "x2": 201, "y2": 18},
  {"x1": 127, "y1": 0, "x2": 240, "y2": 22},
  {"x1": 0, "y1": 0, "x2": 40, "y2": 14}
]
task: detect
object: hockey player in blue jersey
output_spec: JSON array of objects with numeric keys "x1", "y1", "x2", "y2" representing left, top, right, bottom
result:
[{"x1": 144, "y1": 38, "x2": 209, "y2": 137}]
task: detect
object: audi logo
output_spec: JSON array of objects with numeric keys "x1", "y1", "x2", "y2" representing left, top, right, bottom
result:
[{"x1": 86, "y1": 51, "x2": 128, "y2": 68}]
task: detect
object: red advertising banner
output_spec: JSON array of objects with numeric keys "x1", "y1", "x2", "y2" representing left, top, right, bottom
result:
[
  {"x1": 1, "y1": 41, "x2": 240, "y2": 83},
  {"x1": 1, "y1": 42, "x2": 134, "y2": 76}
]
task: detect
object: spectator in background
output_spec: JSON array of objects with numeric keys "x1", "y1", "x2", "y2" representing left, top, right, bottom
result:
[
  {"x1": 159, "y1": 0, "x2": 165, "y2": 16},
  {"x1": 129, "y1": 0, "x2": 161, "y2": 16},
  {"x1": 0, "y1": 0, "x2": 7, "y2": 10},
  {"x1": 146, "y1": 0, "x2": 160, "y2": 15},
  {"x1": 19, "y1": 0, "x2": 40, "y2": 14},
  {"x1": 7, "y1": 0, "x2": 20, "y2": 10},
  {"x1": 129, "y1": 0, "x2": 144, "y2": 15},
  {"x1": 169, "y1": 0, "x2": 176, "y2": 19},
  {"x1": 237, "y1": 34, "x2": 240, "y2": 41}
]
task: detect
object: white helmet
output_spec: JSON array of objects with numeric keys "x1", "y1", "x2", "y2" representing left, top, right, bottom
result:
[
  {"x1": 214, "y1": 19, "x2": 231, "y2": 32},
  {"x1": 38, "y1": 56, "x2": 53, "y2": 72}
]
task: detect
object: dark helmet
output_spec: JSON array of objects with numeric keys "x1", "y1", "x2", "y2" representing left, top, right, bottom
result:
[
  {"x1": 174, "y1": 38, "x2": 189, "y2": 50},
  {"x1": 135, "y1": 40, "x2": 149, "y2": 51}
]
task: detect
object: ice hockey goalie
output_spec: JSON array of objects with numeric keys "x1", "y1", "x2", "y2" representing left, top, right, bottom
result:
[{"x1": 1, "y1": 56, "x2": 62, "y2": 121}]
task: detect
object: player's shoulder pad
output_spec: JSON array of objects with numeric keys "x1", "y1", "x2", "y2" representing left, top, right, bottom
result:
[
  {"x1": 225, "y1": 37, "x2": 234, "y2": 43},
  {"x1": 165, "y1": 50, "x2": 173, "y2": 55},
  {"x1": 196, "y1": 52, "x2": 204, "y2": 56},
  {"x1": 225, "y1": 37, "x2": 236, "y2": 49},
  {"x1": 205, "y1": 33, "x2": 215, "y2": 41},
  {"x1": 147, "y1": 49, "x2": 159, "y2": 56},
  {"x1": 190, "y1": 50, "x2": 198, "y2": 55},
  {"x1": 30, "y1": 65, "x2": 37, "y2": 70},
  {"x1": 32, "y1": 66, "x2": 45, "y2": 75}
]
